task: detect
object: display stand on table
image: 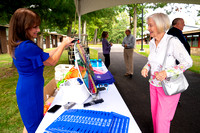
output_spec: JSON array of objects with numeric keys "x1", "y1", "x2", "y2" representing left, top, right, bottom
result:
[
  {"x1": 36, "y1": 41, "x2": 141, "y2": 133},
  {"x1": 74, "y1": 42, "x2": 105, "y2": 107}
]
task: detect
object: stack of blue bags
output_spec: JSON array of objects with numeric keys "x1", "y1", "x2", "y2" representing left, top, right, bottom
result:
[{"x1": 44, "y1": 109, "x2": 130, "y2": 133}]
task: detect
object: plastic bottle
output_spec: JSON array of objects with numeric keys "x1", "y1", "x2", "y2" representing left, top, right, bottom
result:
[
  {"x1": 93, "y1": 59, "x2": 97, "y2": 67},
  {"x1": 98, "y1": 59, "x2": 102, "y2": 67}
]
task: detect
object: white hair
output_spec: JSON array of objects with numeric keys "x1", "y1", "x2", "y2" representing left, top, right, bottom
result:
[{"x1": 147, "y1": 13, "x2": 170, "y2": 33}]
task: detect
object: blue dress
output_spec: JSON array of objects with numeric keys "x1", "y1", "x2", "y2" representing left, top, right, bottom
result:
[{"x1": 13, "y1": 40, "x2": 49, "y2": 133}]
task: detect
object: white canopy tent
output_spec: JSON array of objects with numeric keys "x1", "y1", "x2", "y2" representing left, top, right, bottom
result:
[{"x1": 73, "y1": 0, "x2": 200, "y2": 39}]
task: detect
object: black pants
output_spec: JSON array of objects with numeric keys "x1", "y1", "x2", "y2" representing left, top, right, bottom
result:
[{"x1": 103, "y1": 54, "x2": 110, "y2": 68}]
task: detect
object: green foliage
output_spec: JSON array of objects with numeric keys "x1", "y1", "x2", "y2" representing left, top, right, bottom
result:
[
  {"x1": 0, "y1": 0, "x2": 76, "y2": 33},
  {"x1": 31, "y1": 0, "x2": 76, "y2": 32},
  {"x1": 122, "y1": 3, "x2": 168, "y2": 38},
  {"x1": 146, "y1": 3, "x2": 168, "y2": 10},
  {"x1": 0, "y1": 0, "x2": 28, "y2": 24},
  {"x1": 42, "y1": 32, "x2": 50, "y2": 38},
  {"x1": 126, "y1": 4, "x2": 148, "y2": 29},
  {"x1": 109, "y1": 11, "x2": 129, "y2": 44},
  {"x1": 82, "y1": 7, "x2": 120, "y2": 41}
]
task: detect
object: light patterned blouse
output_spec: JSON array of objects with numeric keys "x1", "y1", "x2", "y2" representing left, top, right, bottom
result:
[{"x1": 143, "y1": 33, "x2": 193, "y2": 87}]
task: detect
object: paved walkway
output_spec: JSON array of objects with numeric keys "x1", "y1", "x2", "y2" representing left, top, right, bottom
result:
[{"x1": 91, "y1": 44, "x2": 200, "y2": 133}]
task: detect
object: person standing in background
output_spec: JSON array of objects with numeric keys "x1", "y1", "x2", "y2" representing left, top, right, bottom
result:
[
  {"x1": 167, "y1": 18, "x2": 190, "y2": 56},
  {"x1": 167, "y1": 18, "x2": 191, "y2": 105},
  {"x1": 102, "y1": 31, "x2": 112, "y2": 68},
  {"x1": 122, "y1": 29, "x2": 135, "y2": 78}
]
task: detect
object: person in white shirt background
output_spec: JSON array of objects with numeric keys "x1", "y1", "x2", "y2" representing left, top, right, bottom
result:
[{"x1": 141, "y1": 13, "x2": 193, "y2": 133}]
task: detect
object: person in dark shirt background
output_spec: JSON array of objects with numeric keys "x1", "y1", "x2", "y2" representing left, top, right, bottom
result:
[
  {"x1": 101, "y1": 31, "x2": 113, "y2": 68},
  {"x1": 167, "y1": 18, "x2": 191, "y2": 105},
  {"x1": 167, "y1": 18, "x2": 190, "y2": 57}
]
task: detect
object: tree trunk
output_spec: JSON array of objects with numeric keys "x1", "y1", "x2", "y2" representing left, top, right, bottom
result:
[
  {"x1": 93, "y1": 28, "x2": 97, "y2": 45},
  {"x1": 39, "y1": 33, "x2": 43, "y2": 49},
  {"x1": 129, "y1": 9, "x2": 132, "y2": 30},
  {"x1": 133, "y1": 6, "x2": 137, "y2": 39},
  {"x1": 67, "y1": 25, "x2": 72, "y2": 36}
]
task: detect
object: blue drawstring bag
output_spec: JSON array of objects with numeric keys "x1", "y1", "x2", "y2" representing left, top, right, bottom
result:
[{"x1": 94, "y1": 71, "x2": 115, "y2": 85}]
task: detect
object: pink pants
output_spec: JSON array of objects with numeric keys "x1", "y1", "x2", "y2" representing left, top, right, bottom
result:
[{"x1": 150, "y1": 84, "x2": 180, "y2": 133}]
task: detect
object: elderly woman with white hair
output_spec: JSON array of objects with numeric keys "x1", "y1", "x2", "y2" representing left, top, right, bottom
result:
[{"x1": 141, "y1": 13, "x2": 192, "y2": 133}]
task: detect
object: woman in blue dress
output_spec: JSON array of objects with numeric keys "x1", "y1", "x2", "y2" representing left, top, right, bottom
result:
[{"x1": 8, "y1": 8, "x2": 74, "y2": 133}]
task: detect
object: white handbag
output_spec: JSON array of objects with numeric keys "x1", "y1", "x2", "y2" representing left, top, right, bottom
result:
[{"x1": 161, "y1": 37, "x2": 189, "y2": 96}]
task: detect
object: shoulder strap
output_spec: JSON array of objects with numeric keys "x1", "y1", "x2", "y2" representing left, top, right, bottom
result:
[{"x1": 162, "y1": 37, "x2": 173, "y2": 69}]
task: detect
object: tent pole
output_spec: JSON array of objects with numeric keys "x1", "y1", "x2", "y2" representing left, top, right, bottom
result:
[{"x1": 79, "y1": 15, "x2": 81, "y2": 41}]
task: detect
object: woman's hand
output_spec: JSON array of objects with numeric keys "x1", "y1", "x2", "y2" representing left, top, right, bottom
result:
[
  {"x1": 155, "y1": 70, "x2": 167, "y2": 81},
  {"x1": 62, "y1": 36, "x2": 74, "y2": 48},
  {"x1": 141, "y1": 68, "x2": 148, "y2": 78},
  {"x1": 43, "y1": 36, "x2": 74, "y2": 66}
]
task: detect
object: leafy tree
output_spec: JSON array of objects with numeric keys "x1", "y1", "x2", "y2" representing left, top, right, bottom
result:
[
  {"x1": 146, "y1": 3, "x2": 168, "y2": 10},
  {"x1": 123, "y1": 3, "x2": 168, "y2": 38},
  {"x1": 0, "y1": 0, "x2": 76, "y2": 48},
  {"x1": 81, "y1": 7, "x2": 120, "y2": 44},
  {"x1": 0, "y1": 0, "x2": 76, "y2": 34},
  {"x1": 0, "y1": 0, "x2": 31, "y2": 24},
  {"x1": 109, "y1": 11, "x2": 129, "y2": 44}
]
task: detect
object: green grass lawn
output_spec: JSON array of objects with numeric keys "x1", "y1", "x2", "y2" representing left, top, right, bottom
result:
[
  {"x1": 0, "y1": 48, "x2": 98, "y2": 133},
  {"x1": 88, "y1": 43, "x2": 102, "y2": 48},
  {"x1": 135, "y1": 44, "x2": 150, "y2": 57},
  {"x1": 89, "y1": 48, "x2": 98, "y2": 59},
  {"x1": 189, "y1": 55, "x2": 200, "y2": 73},
  {"x1": 135, "y1": 44, "x2": 200, "y2": 74}
]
